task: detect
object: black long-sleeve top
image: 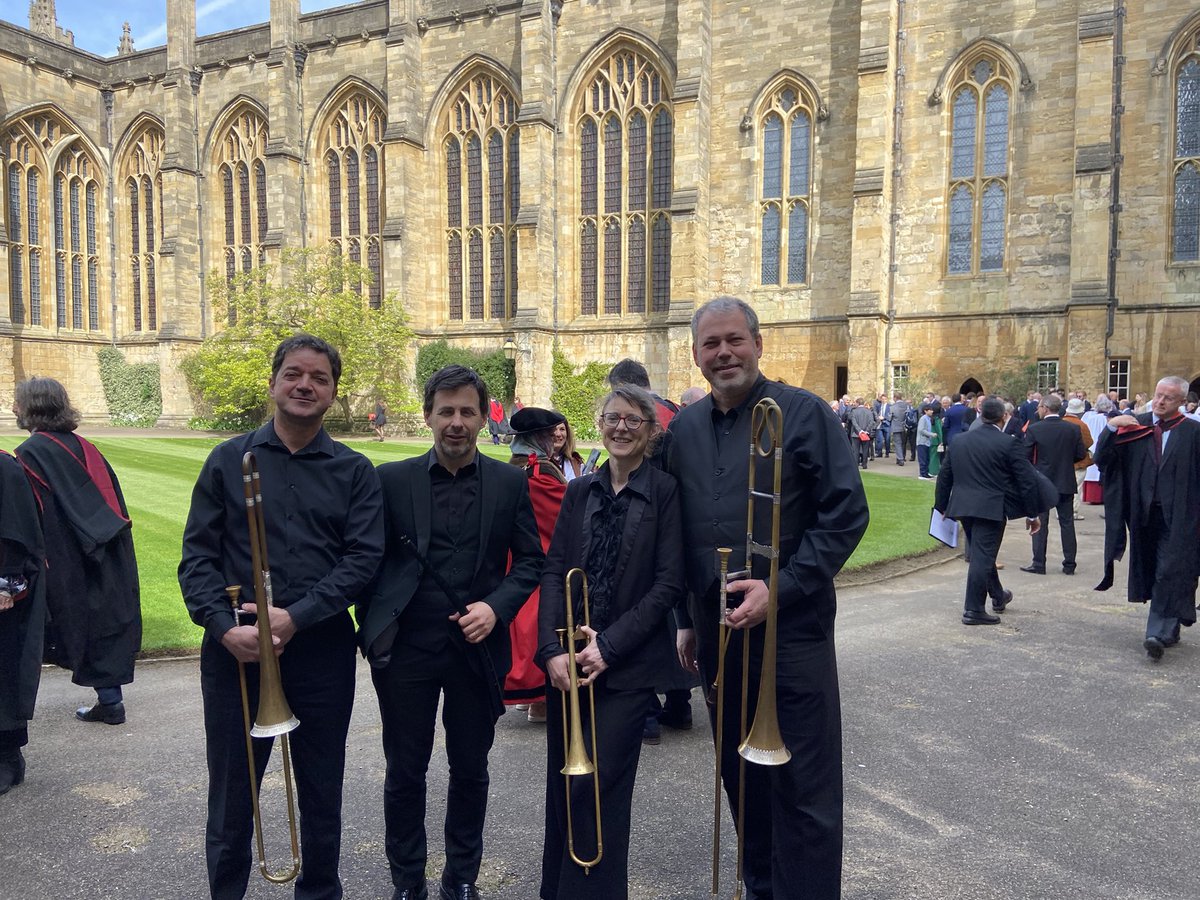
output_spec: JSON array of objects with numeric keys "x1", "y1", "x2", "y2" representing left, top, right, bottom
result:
[{"x1": 179, "y1": 421, "x2": 385, "y2": 643}]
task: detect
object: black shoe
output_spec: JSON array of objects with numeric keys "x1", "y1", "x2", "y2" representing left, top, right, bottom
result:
[
  {"x1": 1019, "y1": 565, "x2": 1046, "y2": 575},
  {"x1": 76, "y1": 702, "x2": 126, "y2": 725},
  {"x1": 992, "y1": 590, "x2": 1014, "y2": 613},
  {"x1": 0, "y1": 750, "x2": 26, "y2": 795},
  {"x1": 392, "y1": 882, "x2": 429, "y2": 900},
  {"x1": 658, "y1": 709, "x2": 693, "y2": 730},
  {"x1": 1144, "y1": 637, "x2": 1165, "y2": 660},
  {"x1": 439, "y1": 880, "x2": 481, "y2": 900},
  {"x1": 642, "y1": 716, "x2": 662, "y2": 745},
  {"x1": 1062, "y1": 566, "x2": 1075, "y2": 576},
  {"x1": 962, "y1": 611, "x2": 1001, "y2": 625}
]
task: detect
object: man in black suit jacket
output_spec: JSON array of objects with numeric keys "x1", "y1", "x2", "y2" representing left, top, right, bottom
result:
[
  {"x1": 935, "y1": 396, "x2": 1044, "y2": 624},
  {"x1": 1022, "y1": 394, "x2": 1088, "y2": 575},
  {"x1": 358, "y1": 365, "x2": 544, "y2": 900}
]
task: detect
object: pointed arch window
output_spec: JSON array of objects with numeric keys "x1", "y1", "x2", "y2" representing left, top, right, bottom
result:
[
  {"x1": 1172, "y1": 38, "x2": 1200, "y2": 262},
  {"x1": 2, "y1": 115, "x2": 88, "y2": 328},
  {"x1": 758, "y1": 83, "x2": 814, "y2": 285},
  {"x1": 216, "y1": 109, "x2": 269, "y2": 323},
  {"x1": 320, "y1": 93, "x2": 386, "y2": 307},
  {"x1": 121, "y1": 124, "x2": 164, "y2": 331},
  {"x1": 577, "y1": 49, "x2": 672, "y2": 315},
  {"x1": 946, "y1": 56, "x2": 1012, "y2": 275},
  {"x1": 444, "y1": 73, "x2": 521, "y2": 321}
]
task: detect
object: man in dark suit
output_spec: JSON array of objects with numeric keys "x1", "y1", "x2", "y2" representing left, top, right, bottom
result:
[
  {"x1": 669, "y1": 297, "x2": 869, "y2": 900},
  {"x1": 1094, "y1": 376, "x2": 1200, "y2": 660},
  {"x1": 1021, "y1": 394, "x2": 1088, "y2": 575},
  {"x1": 359, "y1": 365, "x2": 544, "y2": 900},
  {"x1": 935, "y1": 396, "x2": 1044, "y2": 624},
  {"x1": 940, "y1": 393, "x2": 967, "y2": 448}
]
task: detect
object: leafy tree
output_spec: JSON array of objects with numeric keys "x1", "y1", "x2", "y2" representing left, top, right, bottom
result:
[
  {"x1": 182, "y1": 248, "x2": 415, "y2": 428},
  {"x1": 414, "y1": 340, "x2": 515, "y2": 404},
  {"x1": 550, "y1": 347, "x2": 612, "y2": 442}
]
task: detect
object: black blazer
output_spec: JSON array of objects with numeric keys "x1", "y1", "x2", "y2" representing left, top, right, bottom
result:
[
  {"x1": 537, "y1": 463, "x2": 684, "y2": 692},
  {"x1": 935, "y1": 424, "x2": 1044, "y2": 522},
  {"x1": 1025, "y1": 415, "x2": 1087, "y2": 495},
  {"x1": 357, "y1": 450, "x2": 544, "y2": 679}
]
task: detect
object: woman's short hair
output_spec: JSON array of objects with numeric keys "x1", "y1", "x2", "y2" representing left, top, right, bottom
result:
[
  {"x1": 599, "y1": 384, "x2": 662, "y2": 453},
  {"x1": 15, "y1": 377, "x2": 80, "y2": 433}
]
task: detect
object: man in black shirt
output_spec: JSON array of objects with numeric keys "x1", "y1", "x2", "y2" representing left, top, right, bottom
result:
[
  {"x1": 359, "y1": 365, "x2": 543, "y2": 900},
  {"x1": 667, "y1": 297, "x2": 869, "y2": 900},
  {"x1": 179, "y1": 334, "x2": 385, "y2": 900}
]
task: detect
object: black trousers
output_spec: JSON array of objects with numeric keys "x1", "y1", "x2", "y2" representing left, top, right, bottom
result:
[
  {"x1": 372, "y1": 639, "x2": 497, "y2": 888},
  {"x1": 698, "y1": 626, "x2": 843, "y2": 900},
  {"x1": 1031, "y1": 493, "x2": 1077, "y2": 571},
  {"x1": 200, "y1": 614, "x2": 357, "y2": 900},
  {"x1": 960, "y1": 518, "x2": 1007, "y2": 614},
  {"x1": 540, "y1": 680, "x2": 652, "y2": 900}
]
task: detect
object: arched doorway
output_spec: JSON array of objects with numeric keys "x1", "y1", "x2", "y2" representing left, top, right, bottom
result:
[
  {"x1": 959, "y1": 377, "x2": 983, "y2": 396},
  {"x1": 1189, "y1": 375, "x2": 1200, "y2": 401}
]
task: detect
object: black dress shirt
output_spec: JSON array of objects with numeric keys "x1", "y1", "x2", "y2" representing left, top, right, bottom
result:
[
  {"x1": 179, "y1": 421, "x2": 385, "y2": 642},
  {"x1": 397, "y1": 453, "x2": 482, "y2": 651}
]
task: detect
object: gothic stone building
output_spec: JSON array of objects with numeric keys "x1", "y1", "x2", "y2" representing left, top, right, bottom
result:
[{"x1": 2, "y1": 0, "x2": 1200, "y2": 423}]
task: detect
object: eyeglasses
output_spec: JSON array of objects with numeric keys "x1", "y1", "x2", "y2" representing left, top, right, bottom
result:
[{"x1": 600, "y1": 412, "x2": 646, "y2": 430}]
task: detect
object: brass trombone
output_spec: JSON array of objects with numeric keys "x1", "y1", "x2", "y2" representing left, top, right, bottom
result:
[
  {"x1": 555, "y1": 567, "x2": 603, "y2": 874},
  {"x1": 711, "y1": 397, "x2": 792, "y2": 899},
  {"x1": 223, "y1": 450, "x2": 301, "y2": 884}
]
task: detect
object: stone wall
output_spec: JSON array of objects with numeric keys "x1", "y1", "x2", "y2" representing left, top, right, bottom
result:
[{"x1": 2, "y1": 0, "x2": 1199, "y2": 424}]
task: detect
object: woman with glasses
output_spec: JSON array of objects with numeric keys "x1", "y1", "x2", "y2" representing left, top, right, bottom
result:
[{"x1": 536, "y1": 384, "x2": 685, "y2": 900}]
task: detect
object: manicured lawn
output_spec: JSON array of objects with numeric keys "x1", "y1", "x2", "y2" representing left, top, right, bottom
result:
[{"x1": 0, "y1": 435, "x2": 934, "y2": 652}]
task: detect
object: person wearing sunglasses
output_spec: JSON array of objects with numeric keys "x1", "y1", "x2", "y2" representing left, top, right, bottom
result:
[{"x1": 536, "y1": 384, "x2": 685, "y2": 899}]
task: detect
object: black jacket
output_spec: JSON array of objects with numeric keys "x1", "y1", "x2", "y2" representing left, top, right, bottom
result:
[
  {"x1": 536, "y1": 462, "x2": 684, "y2": 692},
  {"x1": 1025, "y1": 415, "x2": 1087, "y2": 495},
  {"x1": 934, "y1": 424, "x2": 1044, "y2": 522},
  {"x1": 359, "y1": 450, "x2": 544, "y2": 680}
]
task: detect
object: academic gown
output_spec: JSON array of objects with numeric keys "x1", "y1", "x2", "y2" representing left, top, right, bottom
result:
[
  {"x1": 1094, "y1": 415, "x2": 1200, "y2": 623},
  {"x1": 16, "y1": 432, "x2": 141, "y2": 686},
  {"x1": 0, "y1": 451, "x2": 46, "y2": 732}
]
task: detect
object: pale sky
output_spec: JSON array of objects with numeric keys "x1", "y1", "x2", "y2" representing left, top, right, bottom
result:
[{"x1": 5, "y1": 0, "x2": 354, "y2": 58}]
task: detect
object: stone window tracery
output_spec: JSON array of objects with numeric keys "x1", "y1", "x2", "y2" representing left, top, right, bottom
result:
[
  {"x1": 946, "y1": 55, "x2": 1012, "y2": 275},
  {"x1": 216, "y1": 109, "x2": 269, "y2": 323},
  {"x1": 320, "y1": 93, "x2": 386, "y2": 307},
  {"x1": 55, "y1": 145, "x2": 101, "y2": 330},
  {"x1": 577, "y1": 49, "x2": 672, "y2": 316},
  {"x1": 1173, "y1": 35, "x2": 1200, "y2": 262},
  {"x1": 121, "y1": 124, "x2": 164, "y2": 332},
  {"x1": 444, "y1": 73, "x2": 520, "y2": 321},
  {"x1": 4, "y1": 114, "x2": 103, "y2": 330},
  {"x1": 757, "y1": 82, "x2": 814, "y2": 286}
]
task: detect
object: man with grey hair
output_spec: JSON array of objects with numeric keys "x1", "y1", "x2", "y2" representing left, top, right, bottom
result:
[
  {"x1": 680, "y1": 386, "x2": 707, "y2": 407},
  {"x1": 667, "y1": 296, "x2": 869, "y2": 900},
  {"x1": 1021, "y1": 393, "x2": 1087, "y2": 575},
  {"x1": 1095, "y1": 375, "x2": 1200, "y2": 660}
]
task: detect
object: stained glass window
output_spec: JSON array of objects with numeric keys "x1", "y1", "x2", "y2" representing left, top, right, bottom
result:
[
  {"x1": 947, "y1": 55, "x2": 1012, "y2": 274},
  {"x1": 758, "y1": 83, "x2": 814, "y2": 285},
  {"x1": 578, "y1": 49, "x2": 672, "y2": 315},
  {"x1": 627, "y1": 217, "x2": 646, "y2": 313},
  {"x1": 320, "y1": 94, "x2": 385, "y2": 296},
  {"x1": 1174, "y1": 57, "x2": 1200, "y2": 262},
  {"x1": 948, "y1": 185, "x2": 974, "y2": 274},
  {"x1": 444, "y1": 74, "x2": 520, "y2": 320}
]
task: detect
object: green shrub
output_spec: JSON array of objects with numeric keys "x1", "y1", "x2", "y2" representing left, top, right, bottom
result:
[
  {"x1": 415, "y1": 340, "x2": 516, "y2": 403},
  {"x1": 550, "y1": 348, "x2": 612, "y2": 441},
  {"x1": 97, "y1": 347, "x2": 162, "y2": 427}
]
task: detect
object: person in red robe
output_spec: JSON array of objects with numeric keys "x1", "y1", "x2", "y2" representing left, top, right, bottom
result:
[{"x1": 504, "y1": 407, "x2": 572, "y2": 721}]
